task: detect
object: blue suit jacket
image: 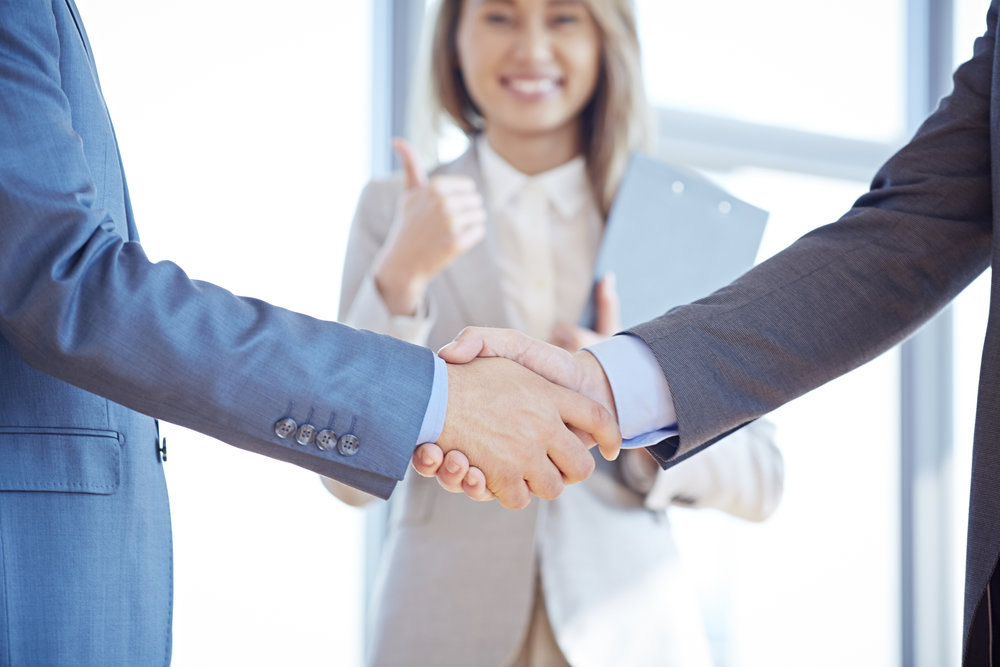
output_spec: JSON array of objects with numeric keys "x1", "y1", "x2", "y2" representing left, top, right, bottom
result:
[{"x1": 0, "y1": 2, "x2": 434, "y2": 664}]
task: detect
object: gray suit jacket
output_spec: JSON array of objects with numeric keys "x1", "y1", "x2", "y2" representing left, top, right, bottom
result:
[
  {"x1": 635, "y1": 2, "x2": 999, "y2": 662},
  {"x1": 330, "y1": 146, "x2": 785, "y2": 667},
  {"x1": 0, "y1": 2, "x2": 432, "y2": 663}
]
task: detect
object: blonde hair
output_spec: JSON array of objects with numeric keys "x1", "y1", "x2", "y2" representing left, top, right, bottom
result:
[{"x1": 423, "y1": 0, "x2": 653, "y2": 216}]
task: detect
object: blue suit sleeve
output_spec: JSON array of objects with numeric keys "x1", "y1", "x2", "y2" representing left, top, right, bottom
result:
[{"x1": 0, "y1": 1, "x2": 430, "y2": 498}]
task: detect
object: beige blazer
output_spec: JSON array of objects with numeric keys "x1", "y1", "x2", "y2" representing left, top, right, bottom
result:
[{"x1": 326, "y1": 146, "x2": 785, "y2": 667}]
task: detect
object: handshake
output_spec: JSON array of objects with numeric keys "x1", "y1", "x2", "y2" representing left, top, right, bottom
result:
[{"x1": 412, "y1": 326, "x2": 625, "y2": 510}]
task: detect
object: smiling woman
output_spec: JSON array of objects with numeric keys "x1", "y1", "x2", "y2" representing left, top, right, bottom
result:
[
  {"x1": 432, "y1": 0, "x2": 651, "y2": 215},
  {"x1": 452, "y1": 0, "x2": 601, "y2": 159},
  {"x1": 322, "y1": 1, "x2": 785, "y2": 666}
]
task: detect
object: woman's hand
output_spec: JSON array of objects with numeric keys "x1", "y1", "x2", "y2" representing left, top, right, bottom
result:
[
  {"x1": 550, "y1": 272, "x2": 621, "y2": 351},
  {"x1": 372, "y1": 138, "x2": 487, "y2": 316}
]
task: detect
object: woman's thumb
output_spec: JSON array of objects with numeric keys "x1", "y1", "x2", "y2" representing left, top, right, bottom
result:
[{"x1": 393, "y1": 137, "x2": 428, "y2": 189}]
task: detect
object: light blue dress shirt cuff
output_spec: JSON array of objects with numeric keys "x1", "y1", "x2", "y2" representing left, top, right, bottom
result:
[
  {"x1": 585, "y1": 333, "x2": 679, "y2": 449},
  {"x1": 416, "y1": 354, "x2": 448, "y2": 446}
]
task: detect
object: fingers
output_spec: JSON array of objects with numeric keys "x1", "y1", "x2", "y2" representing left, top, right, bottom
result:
[
  {"x1": 456, "y1": 220, "x2": 487, "y2": 252},
  {"x1": 435, "y1": 449, "x2": 471, "y2": 493},
  {"x1": 414, "y1": 445, "x2": 495, "y2": 501},
  {"x1": 595, "y1": 272, "x2": 622, "y2": 335},
  {"x1": 493, "y1": 479, "x2": 532, "y2": 510},
  {"x1": 525, "y1": 463, "x2": 567, "y2": 501},
  {"x1": 551, "y1": 382, "x2": 622, "y2": 462},
  {"x1": 411, "y1": 443, "x2": 444, "y2": 476},
  {"x1": 462, "y1": 467, "x2": 496, "y2": 501},
  {"x1": 595, "y1": 436, "x2": 622, "y2": 463},
  {"x1": 435, "y1": 355, "x2": 605, "y2": 509},
  {"x1": 439, "y1": 327, "x2": 569, "y2": 381},
  {"x1": 393, "y1": 137, "x2": 428, "y2": 189},
  {"x1": 543, "y1": 430, "x2": 596, "y2": 487},
  {"x1": 428, "y1": 175, "x2": 478, "y2": 196},
  {"x1": 437, "y1": 327, "x2": 495, "y2": 364},
  {"x1": 566, "y1": 424, "x2": 597, "y2": 449}
]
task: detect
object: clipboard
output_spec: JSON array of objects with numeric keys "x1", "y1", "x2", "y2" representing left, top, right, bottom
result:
[{"x1": 580, "y1": 154, "x2": 769, "y2": 329}]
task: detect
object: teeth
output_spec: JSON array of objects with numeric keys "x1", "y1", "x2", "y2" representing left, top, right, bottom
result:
[{"x1": 508, "y1": 78, "x2": 557, "y2": 94}]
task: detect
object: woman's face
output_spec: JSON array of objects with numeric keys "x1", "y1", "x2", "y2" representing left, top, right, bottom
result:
[{"x1": 455, "y1": 0, "x2": 602, "y2": 143}]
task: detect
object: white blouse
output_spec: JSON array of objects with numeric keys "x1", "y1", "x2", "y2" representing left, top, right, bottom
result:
[{"x1": 476, "y1": 135, "x2": 603, "y2": 340}]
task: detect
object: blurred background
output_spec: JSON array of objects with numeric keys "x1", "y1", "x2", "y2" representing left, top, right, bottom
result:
[{"x1": 75, "y1": 0, "x2": 991, "y2": 665}]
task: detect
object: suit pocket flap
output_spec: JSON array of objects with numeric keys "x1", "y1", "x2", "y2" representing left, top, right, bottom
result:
[{"x1": 0, "y1": 427, "x2": 121, "y2": 494}]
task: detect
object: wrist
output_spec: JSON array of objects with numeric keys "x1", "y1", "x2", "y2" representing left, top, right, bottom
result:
[
  {"x1": 374, "y1": 259, "x2": 428, "y2": 316},
  {"x1": 574, "y1": 349, "x2": 618, "y2": 424}
]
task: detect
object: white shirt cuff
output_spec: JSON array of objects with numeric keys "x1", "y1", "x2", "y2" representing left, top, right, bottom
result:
[
  {"x1": 585, "y1": 333, "x2": 678, "y2": 448},
  {"x1": 416, "y1": 355, "x2": 448, "y2": 446}
]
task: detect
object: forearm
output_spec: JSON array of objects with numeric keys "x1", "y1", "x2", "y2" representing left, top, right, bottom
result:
[
  {"x1": 633, "y1": 25, "x2": 995, "y2": 457},
  {"x1": 0, "y1": 8, "x2": 431, "y2": 496}
]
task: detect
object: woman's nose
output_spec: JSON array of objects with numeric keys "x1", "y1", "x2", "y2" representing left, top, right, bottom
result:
[{"x1": 512, "y1": 21, "x2": 554, "y2": 63}]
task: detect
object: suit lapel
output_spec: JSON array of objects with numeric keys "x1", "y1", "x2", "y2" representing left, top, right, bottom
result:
[
  {"x1": 61, "y1": 0, "x2": 141, "y2": 242},
  {"x1": 63, "y1": 0, "x2": 96, "y2": 62},
  {"x1": 434, "y1": 146, "x2": 509, "y2": 329}
]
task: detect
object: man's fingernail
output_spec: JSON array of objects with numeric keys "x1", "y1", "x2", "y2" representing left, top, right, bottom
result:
[
  {"x1": 421, "y1": 454, "x2": 434, "y2": 466},
  {"x1": 446, "y1": 462, "x2": 461, "y2": 473}
]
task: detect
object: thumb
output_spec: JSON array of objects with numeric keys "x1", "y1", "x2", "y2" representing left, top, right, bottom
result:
[
  {"x1": 438, "y1": 326, "x2": 494, "y2": 364},
  {"x1": 438, "y1": 326, "x2": 543, "y2": 365},
  {"x1": 552, "y1": 383, "x2": 622, "y2": 462},
  {"x1": 439, "y1": 327, "x2": 584, "y2": 393},
  {"x1": 393, "y1": 137, "x2": 428, "y2": 189},
  {"x1": 595, "y1": 272, "x2": 622, "y2": 336}
]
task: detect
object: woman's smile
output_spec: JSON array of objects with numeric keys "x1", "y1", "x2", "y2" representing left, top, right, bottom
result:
[{"x1": 501, "y1": 73, "x2": 564, "y2": 99}]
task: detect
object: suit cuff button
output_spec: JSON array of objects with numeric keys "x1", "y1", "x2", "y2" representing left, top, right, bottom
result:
[
  {"x1": 337, "y1": 434, "x2": 360, "y2": 456},
  {"x1": 315, "y1": 429, "x2": 337, "y2": 452},
  {"x1": 295, "y1": 424, "x2": 316, "y2": 446},
  {"x1": 274, "y1": 417, "x2": 297, "y2": 439}
]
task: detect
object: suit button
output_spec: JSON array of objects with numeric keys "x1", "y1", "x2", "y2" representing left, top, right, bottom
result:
[
  {"x1": 337, "y1": 434, "x2": 360, "y2": 456},
  {"x1": 295, "y1": 423, "x2": 316, "y2": 446},
  {"x1": 274, "y1": 417, "x2": 297, "y2": 439},
  {"x1": 315, "y1": 429, "x2": 337, "y2": 452}
]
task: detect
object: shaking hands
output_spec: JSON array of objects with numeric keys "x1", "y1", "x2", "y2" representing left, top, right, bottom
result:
[{"x1": 417, "y1": 327, "x2": 623, "y2": 509}]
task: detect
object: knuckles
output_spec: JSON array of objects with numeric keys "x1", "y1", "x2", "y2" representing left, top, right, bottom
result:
[
  {"x1": 564, "y1": 451, "x2": 595, "y2": 485},
  {"x1": 589, "y1": 401, "x2": 617, "y2": 441},
  {"x1": 530, "y1": 473, "x2": 565, "y2": 501},
  {"x1": 499, "y1": 488, "x2": 531, "y2": 510}
]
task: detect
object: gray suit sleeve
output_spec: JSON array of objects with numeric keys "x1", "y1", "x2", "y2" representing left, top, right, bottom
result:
[
  {"x1": 0, "y1": 2, "x2": 431, "y2": 498},
  {"x1": 635, "y1": 4, "x2": 996, "y2": 467}
]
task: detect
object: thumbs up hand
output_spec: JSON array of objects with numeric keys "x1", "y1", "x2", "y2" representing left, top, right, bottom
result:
[{"x1": 373, "y1": 138, "x2": 487, "y2": 316}]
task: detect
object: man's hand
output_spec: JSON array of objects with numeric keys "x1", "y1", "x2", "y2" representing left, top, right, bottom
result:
[
  {"x1": 440, "y1": 327, "x2": 618, "y2": 441},
  {"x1": 411, "y1": 444, "x2": 494, "y2": 501},
  {"x1": 411, "y1": 328, "x2": 622, "y2": 502},
  {"x1": 427, "y1": 356, "x2": 620, "y2": 510}
]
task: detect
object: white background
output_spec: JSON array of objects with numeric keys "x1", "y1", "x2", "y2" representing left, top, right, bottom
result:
[{"x1": 76, "y1": 1, "x2": 373, "y2": 664}]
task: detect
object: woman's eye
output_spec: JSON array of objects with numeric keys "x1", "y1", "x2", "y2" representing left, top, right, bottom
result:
[
  {"x1": 550, "y1": 13, "x2": 580, "y2": 26},
  {"x1": 484, "y1": 12, "x2": 514, "y2": 26}
]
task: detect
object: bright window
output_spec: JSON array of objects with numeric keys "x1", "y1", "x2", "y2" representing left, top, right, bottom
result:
[
  {"x1": 76, "y1": 1, "x2": 373, "y2": 665},
  {"x1": 636, "y1": 0, "x2": 907, "y2": 143},
  {"x1": 669, "y1": 167, "x2": 901, "y2": 666}
]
